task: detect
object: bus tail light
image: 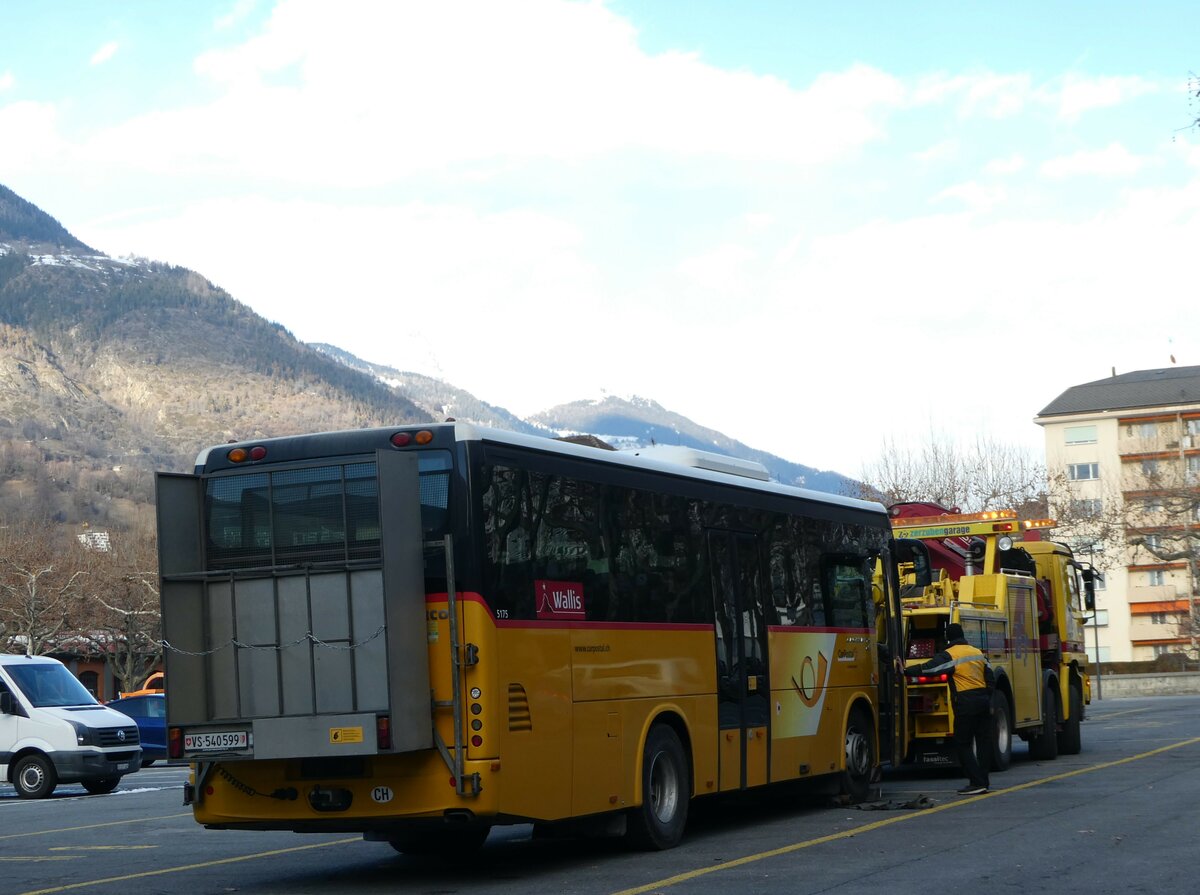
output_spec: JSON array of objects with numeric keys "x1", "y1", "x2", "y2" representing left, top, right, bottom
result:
[
  {"x1": 168, "y1": 727, "x2": 184, "y2": 760},
  {"x1": 376, "y1": 716, "x2": 392, "y2": 750},
  {"x1": 227, "y1": 445, "x2": 267, "y2": 463},
  {"x1": 906, "y1": 672, "x2": 950, "y2": 685},
  {"x1": 390, "y1": 429, "x2": 434, "y2": 448}
]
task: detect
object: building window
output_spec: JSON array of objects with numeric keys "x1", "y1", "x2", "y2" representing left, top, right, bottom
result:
[
  {"x1": 1141, "y1": 459, "x2": 1160, "y2": 476},
  {"x1": 1093, "y1": 570, "x2": 1106, "y2": 590},
  {"x1": 1087, "y1": 645, "x2": 1111, "y2": 663},
  {"x1": 1188, "y1": 456, "x2": 1200, "y2": 473},
  {"x1": 1150, "y1": 612, "x2": 1170, "y2": 625},
  {"x1": 1065, "y1": 425, "x2": 1097, "y2": 445},
  {"x1": 1084, "y1": 609, "x2": 1108, "y2": 626},
  {"x1": 1187, "y1": 419, "x2": 1200, "y2": 436},
  {"x1": 1153, "y1": 644, "x2": 1175, "y2": 657},
  {"x1": 1128, "y1": 422, "x2": 1158, "y2": 438},
  {"x1": 1071, "y1": 498, "x2": 1103, "y2": 516},
  {"x1": 1145, "y1": 498, "x2": 1164, "y2": 514},
  {"x1": 1148, "y1": 570, "x2": 1166, "y2": 586},
  {"x1": 1144, "y1": 534, "x2": 1163, "y2": 549},
  {"x1": 1068, "y1": 463, "x2": 1099, "y2": 481}
]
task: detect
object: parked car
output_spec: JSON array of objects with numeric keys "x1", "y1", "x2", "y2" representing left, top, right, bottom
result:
[
  {"x1": 1, "y1": 654, "x2": 142, "y2": 798},
  {"x1": 105, "y1": 693, "x2": 165, "y2": 767}
]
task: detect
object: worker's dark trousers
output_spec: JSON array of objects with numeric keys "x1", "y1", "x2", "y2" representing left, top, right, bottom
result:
[{"x1": 953, "y1": 689, "x2": 992, "y2": 789}]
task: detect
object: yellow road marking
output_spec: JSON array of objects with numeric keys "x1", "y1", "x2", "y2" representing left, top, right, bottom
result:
[
  {"x1": 0, "y1": 814, "x2": 192, "y2": 841},
  {"x1": 17, "y1": 838, "x2": 361, "y2": 895},
  {"x1": 1088, "y1": 707, "x2": 1154, "y2": 720},
  {"x1": 610, "y1": 735, "x2": 1200, "y2": 895}
]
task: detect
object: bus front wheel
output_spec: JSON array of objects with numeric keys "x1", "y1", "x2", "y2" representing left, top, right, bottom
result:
[
  {"x1": 626, "y1": 724, "x2": 689, "y2": 850},
  {"x1": 839, "y1": 708, "x2": 875, "y2": 803}
]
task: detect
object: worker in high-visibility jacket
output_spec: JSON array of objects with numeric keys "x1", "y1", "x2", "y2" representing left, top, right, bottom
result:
[{"x1": 918, "y1": 622, "x2": 995, "y2": 795}]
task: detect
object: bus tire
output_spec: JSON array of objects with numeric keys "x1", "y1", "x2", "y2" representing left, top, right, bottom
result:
[
  {"x1": 386, "y1": 827, "x2": 489, "y2": 856},
  {"x1": 839, "y1": 707, "x2": 875, "y2": 803},
  {"x1": 626, "y1": 724, "x2": 689, "y2": 850},
  {"x1": 13, "y1": 754, "x2": 57, "y2": 799},
  {"x1": 990, "y1": 690, "x2": 1013, "y2": 772},
  {"x1": 1057, "y1": 684, "x2": 1083, "y2": 755},
  {"x1": 1029, "y1": 684, "x2": 1059, "y2": 761}
]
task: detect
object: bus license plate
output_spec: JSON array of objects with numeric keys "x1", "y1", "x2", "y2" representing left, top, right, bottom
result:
[{"x1": 185, "y1": 731, "x2": 249, "y2": 751}]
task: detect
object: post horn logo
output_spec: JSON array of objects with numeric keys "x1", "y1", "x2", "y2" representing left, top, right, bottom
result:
[{"x1": 791, "y1": 652, "x2": 830, "y2": 708}]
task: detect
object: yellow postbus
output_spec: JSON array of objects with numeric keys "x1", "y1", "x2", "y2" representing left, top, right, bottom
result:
[{"x1": 156, "y1": 424, "x2": 905, "y2": 852}]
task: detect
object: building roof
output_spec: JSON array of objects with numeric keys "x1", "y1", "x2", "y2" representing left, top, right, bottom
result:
[{"x1": 1037, "y1": 366, "x2": 1200, "y2": 418}]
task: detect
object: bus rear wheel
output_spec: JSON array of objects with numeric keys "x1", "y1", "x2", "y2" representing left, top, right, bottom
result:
[{"x1": 626, "y1": 724, "x2": 689, "y2": 850}]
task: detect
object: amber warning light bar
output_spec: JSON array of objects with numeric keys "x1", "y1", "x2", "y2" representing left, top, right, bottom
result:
[{"x1": 891, "y1": 510, "x2": 1057, "y2": 540}]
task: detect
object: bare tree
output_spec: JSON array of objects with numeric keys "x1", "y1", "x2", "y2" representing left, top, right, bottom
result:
[
  {"x1": 859, "y1": 430, "x2": 1046, "y2": 514},
  {"x1": 72, "y1": 527, "x2": 162, "y2": 695},
  {"x1": 1050, "y1": 454, "x2": 1200, "y2": 662},
  {"x1": 0, "y1": 518, "x2": 89, "y2": 655}
]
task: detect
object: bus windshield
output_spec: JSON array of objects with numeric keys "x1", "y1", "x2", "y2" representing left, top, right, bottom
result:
[{"x1": 204, "y1": 449, "x2": 453, "y2": 570}]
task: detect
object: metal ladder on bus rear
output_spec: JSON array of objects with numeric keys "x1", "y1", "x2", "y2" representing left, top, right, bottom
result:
[{"x1": 425, "y1": 533, "x2": 482, "y2": 797}]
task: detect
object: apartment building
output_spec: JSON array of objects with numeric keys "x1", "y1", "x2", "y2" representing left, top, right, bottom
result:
[{"x1": 1037, "y1": 366, "x2": 1200, "y2": 663}]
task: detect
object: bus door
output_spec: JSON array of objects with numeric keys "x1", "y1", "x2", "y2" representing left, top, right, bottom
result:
[
  {"x1": 708, "y1": 529, "x2": 769, "y2": 791},
  {"x1": 876, "y1": 545, "x2": 908, "y2": 768}
]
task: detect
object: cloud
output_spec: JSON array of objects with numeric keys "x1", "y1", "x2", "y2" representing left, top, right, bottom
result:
[
  {"x1": 984, "y1": 154, "x2": 1026, "y2": 176},
  {"x1": 1040, "y1": 143, "x2": 1149, "y2": 178},
  {"x1": 215, "y1": 0, "x2": 258, "y2": 30},
  {"x1": 0, "y1": 101, "x2": 65, "y2": 168},
  {"x1": 911, "y1": 72, "x2": 1033, "y2": 118},
  {"x1": 915, "y1": 139, "x2": 959, "y2": 162},
  {"x1": 67, "y1": 1, "x2": 906, "y2": 184},
  {"x1": 90, "y1": 42, "x2": 119, "y2": 66},
  {"x1": 932, "y1": 181, "x2": 1007, "y2": 211},
  {"x1": 1056, "y1": 74, "x2": 1159, "y2": 122}
]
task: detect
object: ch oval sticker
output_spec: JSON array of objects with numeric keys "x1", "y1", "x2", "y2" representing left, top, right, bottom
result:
[{"x1": 371, "y1": 786, "x2": 394, "y2": 804}]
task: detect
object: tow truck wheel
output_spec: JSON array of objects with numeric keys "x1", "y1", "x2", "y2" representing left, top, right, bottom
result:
[
  {"x1": 1057, "y1": 685, "x2": 1083, "y2": 755},
  {"x1": 990, "y1": 691, "x2": 1013, "y2": 772},
  {"x1": 82, "y1": 777, "x2": 120, "y2": 795},
  {"x1": 1029, "y1": 684, "x2": 1059, "y2": 761},
  {"x1": 13, "y1": 754, "x2": 57, "y2": 799}
]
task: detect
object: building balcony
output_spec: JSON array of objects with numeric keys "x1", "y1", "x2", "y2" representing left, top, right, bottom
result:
[
  {"x1": 1127, "y1": 584, "x2": 1184, "y2": 604},
  {"x1": 1128, "y1": 620, "x2": 1184, "y2": 642}
]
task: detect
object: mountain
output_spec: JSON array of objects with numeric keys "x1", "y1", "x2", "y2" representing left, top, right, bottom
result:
[
  {"x1": 0, "y1": 184, "x2": 95, "y2": 253},
  {"x1": 310, "y1": 343, "x2": 553, "y2": 437},
  {"x1": 0, "y1": 183, "x2": 858, "y2": 536},
  {"x1": 531, "y1": 396, "x2": 855, "y2": 493},
  {"x1": 0, "y1": 185, "x2": 431, "y2": 528},
  {"x1": 311, "y1": 343, "x2": 858, "y2": 495}
]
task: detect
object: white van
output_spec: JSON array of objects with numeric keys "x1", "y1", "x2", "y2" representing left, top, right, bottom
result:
[{"x1": 0, "y1": 654, "x2": 142, "y2": 798}]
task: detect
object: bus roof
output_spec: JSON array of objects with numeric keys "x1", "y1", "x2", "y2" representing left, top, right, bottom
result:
[{"x1": 196, "y1": 422, "x2": 885, "y2": 518}]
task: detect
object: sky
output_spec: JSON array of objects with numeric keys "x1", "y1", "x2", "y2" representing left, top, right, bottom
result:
[{"x1": 2, "y1": 1, "x2": 1199, "y2": 479}]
